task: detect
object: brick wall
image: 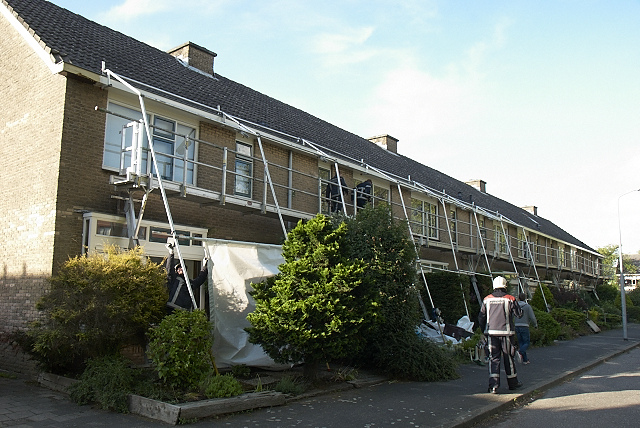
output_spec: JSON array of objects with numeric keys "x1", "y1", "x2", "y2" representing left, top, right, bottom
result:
[
  {"x1": 0, "y1": 13, "x2": 67, "y2": 374},
  {"x1": 0, "y1": 14, "x2": 66, "y2": 332}
]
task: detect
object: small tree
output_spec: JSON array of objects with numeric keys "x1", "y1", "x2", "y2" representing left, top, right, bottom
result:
[
  {"x1": 246, "y1": 214, "x2": 373, "y2": 380},
  {"x1": 25, "y1": 246, "x2": 167, "y2": 374}
]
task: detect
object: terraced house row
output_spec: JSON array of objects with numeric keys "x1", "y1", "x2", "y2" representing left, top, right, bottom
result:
[{"x1": 0, "y1": 0, "x2": 603, "y2": 373}]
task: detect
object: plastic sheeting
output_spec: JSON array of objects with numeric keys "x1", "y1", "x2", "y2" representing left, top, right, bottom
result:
[
  {"x1": 417, "y1": 315, "x2": 475, "y2": 345},
  {"x1": 204, "y1": 239, "x2": 287, "y2": 369}
]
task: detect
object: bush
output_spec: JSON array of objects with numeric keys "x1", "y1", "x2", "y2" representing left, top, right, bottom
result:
[
  {"x1": 531, "y1": 284, "x2": 555, "y2": 312},
  {"x1": 596, "y1": 283, "x2": 620, "y2": 303},
  {"x1": 627, "y1": 288, "x2": 640, "y2": 307},
  {"x1": 626, "y1": 305, "x2": 640, "y2": 322},
  {"x1": 68, "y1": 355, "x2": 151, "y2": 413},
  {"x1": 530, "y1": 309, "x2": 560, "y2": 346},
  {"x1": 25, "y1": 246, "x2": 167, "y2": 375},
  {"x1": 550, "y1": 308, "x2": 587, "y2": 332},
  {"x1": 274, "y1": 375, "x2": 305, "y2": 395},
  {"x1": 147, "y1": 310, "x2": 215, "y2": 391},
  {"x1": 550, "y1": 288, "x2": 589, "y2": 312},
  {"x1": 421, "y1": 272, "x2": 470, "y2": 325},
  {"x1": 341, "y1": 205, "x2": 458, "y2": 382},
  {"x1": 247, "y1": 215, "x2": 372, "y2": 380},
  {"x1": 200, "y1": 374, "x2": 243, "y2": 399}
]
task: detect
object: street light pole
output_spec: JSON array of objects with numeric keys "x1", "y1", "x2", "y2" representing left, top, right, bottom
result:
[{"x1": 617, "y1": 188, "x2": 640, "y2": 341}]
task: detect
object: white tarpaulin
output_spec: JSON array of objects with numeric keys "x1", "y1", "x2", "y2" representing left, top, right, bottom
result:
[{"x1": 204, "y1": 238, "x2": 286, "y2": 368}]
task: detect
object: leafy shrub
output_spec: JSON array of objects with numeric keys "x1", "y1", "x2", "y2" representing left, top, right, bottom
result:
[
  {"x1": 530, "y1": 309, "x2": 560, "y2": 346},
  {"x1": 68, "y1": 355, "x2": 149, "y2": 413},
  {"x1": 596, "y1": 283, "x2": 620, "y2": 303},
  {"x1": 627, "y1": 288, "x2": 640, "y2": 307},
  {"x1": 531, "y1": 284, "x2": 555, "y2": 312},
  {"x1": 626, "y1": 305, "x2": 640, "y2": 322},
  {"x1": 147, "y1": 310, "x2": 215, "y2": 391},
  {"x1": 231, "y1": 364, "x2": 252, "y2": 379},
  {"x1": 550, "y1": 288, "x2": 589, "y2": 311},
  {"x1": 274, "y1": 375, "x2": 305, "y2": 395},
  {"x1": 200, "y1": 374, "x2": 243, "y2": 399},
  {"x1": 25, "y1": 246, "x2": 167, "y2": 374}
]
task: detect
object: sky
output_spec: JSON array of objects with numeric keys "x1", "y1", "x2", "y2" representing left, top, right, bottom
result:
[{"x1": 49, "y1": 0, "x2": 640, "y2": 254}]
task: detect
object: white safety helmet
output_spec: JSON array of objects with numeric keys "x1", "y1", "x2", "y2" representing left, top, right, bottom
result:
[{"x1": 492, "y1": 276, "x2": 508, "y2": 289}]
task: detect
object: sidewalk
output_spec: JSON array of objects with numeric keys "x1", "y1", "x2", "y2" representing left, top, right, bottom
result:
[{"x1": 1, "y1": 324, "x2": 639, "y2": 427}]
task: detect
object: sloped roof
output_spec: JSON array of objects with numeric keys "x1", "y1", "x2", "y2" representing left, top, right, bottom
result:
[{"x1": 3, "y1": 0, "x2": 596, "y2": 253}]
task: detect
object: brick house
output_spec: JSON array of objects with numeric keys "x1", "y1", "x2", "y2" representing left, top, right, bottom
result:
[{"x1": 0, "y1": 0, "x2": 603, "y2": 374}]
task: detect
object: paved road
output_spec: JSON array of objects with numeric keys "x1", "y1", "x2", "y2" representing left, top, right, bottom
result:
[{"x1": 477, "y1": 346, "x2": 640, "y2": 428}]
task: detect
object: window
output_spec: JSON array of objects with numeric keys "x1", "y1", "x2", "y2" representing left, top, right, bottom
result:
[
  {"x1": 96, "y1": 220, "x2": 147, "y2": 240},
  {"x1": 319, "y1": 167, "x2": 331, "y2": 214},
  {"x1": 495, "y1": 225, "x2": 507, "y2": 253},
  {"x1": 150, "y1": 116, "x2": 196, "y2": 183},
  {"x1": 558, "y1": 245, "x2": 565, "y2": 267},
  {"x1": 234, "y1": 141, "x2": 253, "y2": 197},
  {"x1": 449, "y1": 209, "x2": 457, "y2": 244},
  {"x1": 102, "y1": 103, "x2": 196, "y2": 183},
  {"x1": 96, "y1": 220, "x2": 128, "y2": 238},
  {"x1": 479, "y1": 218, "x2": 487, "y2": 240},
  {"x1": 410, "y1": 198, "x2": 438, "y2": 239},
  {"x1": 373, "y1": 185, "x2": 389, "y2": 207},
  {"x1": 518, "y1": 232, "x2": 529, "y2": 259},
  {"x1": 103, "y1": 102, "x2": 145, "y2": 170},
  {"x1": 149, "y1": 227, "x2": 192, "y2": 246}
]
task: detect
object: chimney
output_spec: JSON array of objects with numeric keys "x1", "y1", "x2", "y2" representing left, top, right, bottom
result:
[
  {"x1": 466, "y1": 179, "x2": 486, "y2": 193},
  {"x1": 168, "y1": 42, "x2": 217, "y2": 76},
  {"x1": 368, "y1": 134, "x2": 398, "y2": 154},
  {"x1": 522, "y1": 205, "x2": 538, "y2": 216}
]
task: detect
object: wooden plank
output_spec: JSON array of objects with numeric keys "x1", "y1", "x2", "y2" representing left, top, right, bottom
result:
[
  {"x1": 586, "y1": 319, "x2": 601, "y2": 333},
  {"x1": 128, "y1": 394, "x2": 180, "y2": 425},
  {"x1": 179, "y1": 391, "x2": 285, "y2": 420}
]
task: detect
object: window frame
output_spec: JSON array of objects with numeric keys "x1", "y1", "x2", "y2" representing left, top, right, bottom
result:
[
  {"x1": 234, "y1": 141, "x2": 254, "y2": 198},
  {"x1": 102, "y1": 102, "x2": 197, "y2": 184}
]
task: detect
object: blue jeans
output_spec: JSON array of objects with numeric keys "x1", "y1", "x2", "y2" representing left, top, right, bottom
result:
[{"x1": 515, "y1": 326, "x2": 531, "y2": 362}]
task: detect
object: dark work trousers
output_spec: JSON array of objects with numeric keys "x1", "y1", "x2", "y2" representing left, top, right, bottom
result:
[{"x1": 488, "y1": 335, "x2": 520, "y2": 389}]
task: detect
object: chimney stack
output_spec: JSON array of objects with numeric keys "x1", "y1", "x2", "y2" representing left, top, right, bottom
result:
[
  {"x1": 368, "y1": 134, "x2": 398, "y2": 154},
  {"x1": 168, "y1": 42, "x2": 217, "y2": 76},
  {"x1": 522, "y1": 205, "x2": 538, "y2": 216},
  {"x1": 466, "y1": 179, "x2": 486, "y2": 193}
]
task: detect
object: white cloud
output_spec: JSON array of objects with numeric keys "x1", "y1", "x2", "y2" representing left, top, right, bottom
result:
[
  {"x1": 313, "y1": 27, "x2": 374, "y2": 54},
  {"x1": 104, "y1": 0, "x2": 172, "y2": 21},
  {"x1": 311, "y1": 27, "x2": 378, "y2": 67}
]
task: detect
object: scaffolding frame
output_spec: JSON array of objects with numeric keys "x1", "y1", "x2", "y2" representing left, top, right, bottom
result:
[{"x1": 99, "y1": 64, "x2": 602, "y2": 314}]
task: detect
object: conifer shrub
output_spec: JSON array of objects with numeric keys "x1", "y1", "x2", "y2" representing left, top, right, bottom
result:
[
  {"x1": 421, "y1": 271, "x2": 471, "y2": 324},
  {"x1": 550, "y1": 308, "x2": 587, "y2": 332},
  {"x1": 25, "y1": 246, "x2": 167, "y2": 375},
  {"x1": 246, "y1": 214, "x2": 372, "y2": 380},
  {"x1": 341, "y1": 205, "x2": 458, "y2": 381},
  {"x1": 147, "y1": 309, "x2": 215, "y2": 391},
  {"x1": 531, "y1": 283, "x2": 555, "y2": 312}
]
